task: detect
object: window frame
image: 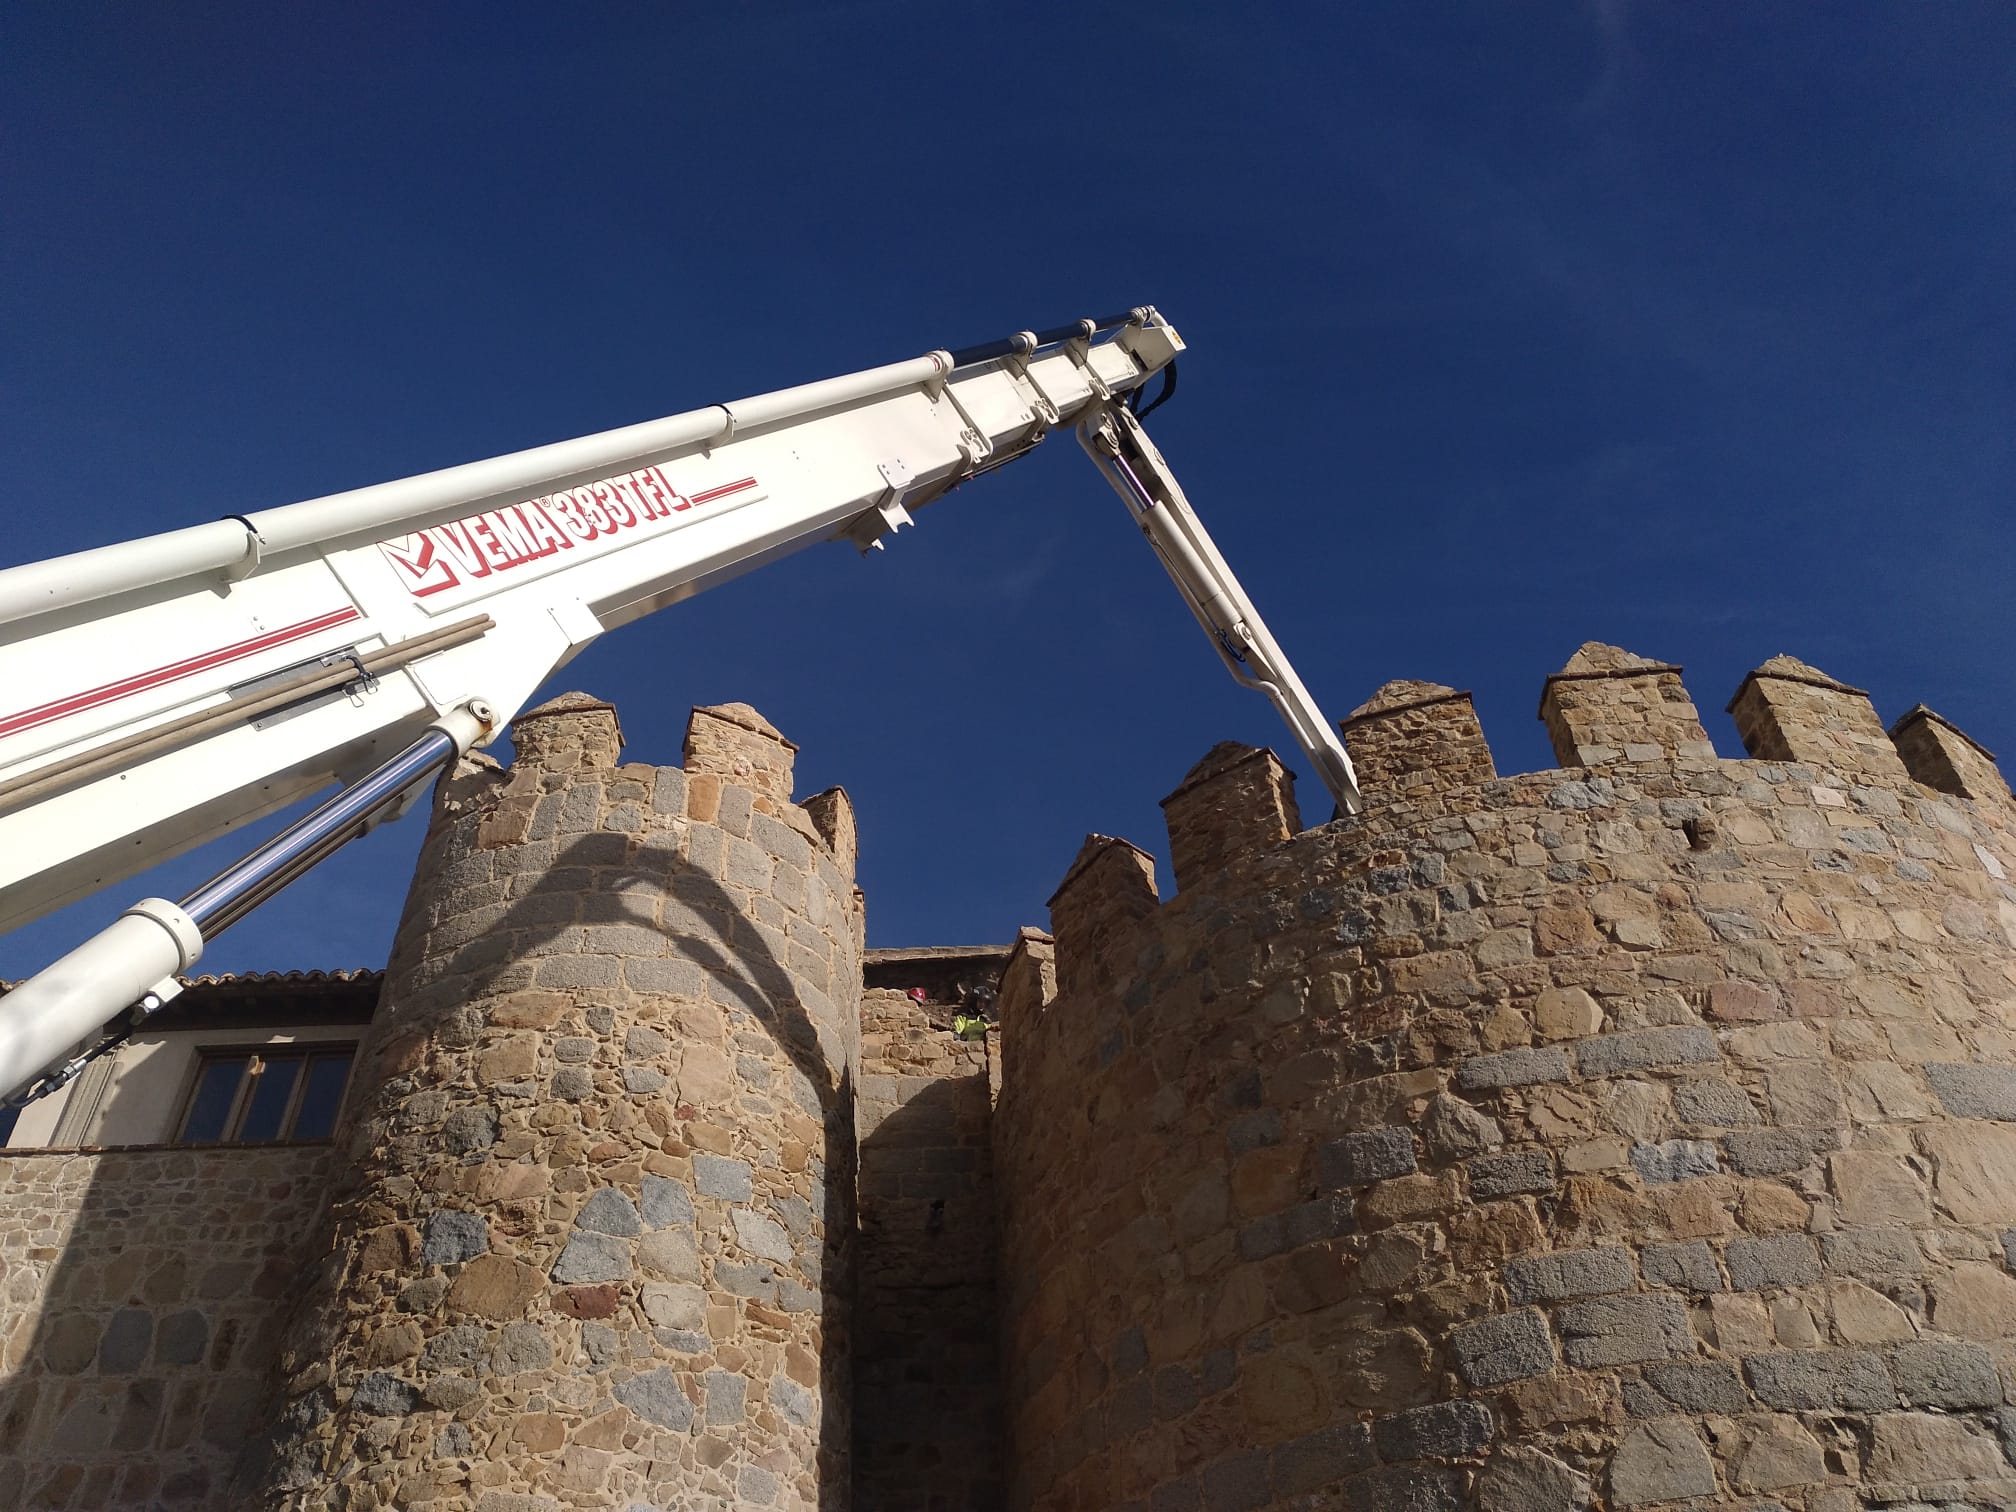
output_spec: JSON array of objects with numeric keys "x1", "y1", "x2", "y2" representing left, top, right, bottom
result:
[{"x1": 172, "y1": 1042, "x2": 358, "y2": 1146}]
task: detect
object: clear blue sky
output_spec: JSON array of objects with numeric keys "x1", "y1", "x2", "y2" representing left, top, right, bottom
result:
[{"x1": 3, "y1": 4, "x2": 2011, "y2": 979}]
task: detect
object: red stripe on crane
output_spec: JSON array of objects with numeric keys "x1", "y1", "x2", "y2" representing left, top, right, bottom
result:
[
  {"x1": 0, "y1": 606, "x2": 364, "y2": 739},
  {"x1": 688, "y1": 477, "x2": 759, "y2": 505}
]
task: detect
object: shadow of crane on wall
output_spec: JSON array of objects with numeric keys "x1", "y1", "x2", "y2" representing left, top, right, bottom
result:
[{"x1": 2, "y1": 815, "x2": 859, "y2": 1511}]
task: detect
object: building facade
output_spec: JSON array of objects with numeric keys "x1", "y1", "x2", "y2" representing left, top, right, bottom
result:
[{"x1": 2, "y1": 643, "x2": 2014, "y2": 1510}]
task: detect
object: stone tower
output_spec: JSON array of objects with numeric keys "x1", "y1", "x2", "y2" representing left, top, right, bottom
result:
[
  {"x1": 994, "y1": 645, "x2": 2016, "y2": 1510},
  {"x1": 252, "y1": 696, "x2": 863, "y2": 1510}
]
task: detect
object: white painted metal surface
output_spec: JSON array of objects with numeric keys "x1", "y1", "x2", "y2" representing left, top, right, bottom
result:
[
  {"x1": 0, "y1": 901, "x2": 200, "y2": 1106},
  {"x1": 0, "y1": 309, "x2": 1357, "y2": 1099},
  {"x1": 1080, "y1": 406, "x2": 1363, "y2": 815},
  {"x1": 0, "y1": 322, "x2": 1169, "y2": 934}
]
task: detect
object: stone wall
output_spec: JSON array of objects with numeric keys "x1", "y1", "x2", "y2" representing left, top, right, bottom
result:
[
  {"x1": 251, "y1": 695, "x2": 863, "y2": 1511},
  {"x1": 0, "y1": 1144, "x2": 333, "y2": 1509},
  {"x1": 855, "y1": 980, "x2": 1002, "y2": 1512},
  {"x1": 994, "y1": 644, "x2": 2016, "y2": 1511}
]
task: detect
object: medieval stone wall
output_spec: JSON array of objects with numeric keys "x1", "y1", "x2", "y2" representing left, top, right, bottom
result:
[
  {"x1": 0, "y1": 1144, "x2": 334, "y2": 1509},
  {"x1": 994, "y1": 646, "x2": 2016, "y2": 1511},
  {"x1": 251, "y1": 696, "x2": 863, "y2": 1512},
  {"x1": 9, "y1": 645, "x2": 2012, "y2": 1512},
  {"x1": 854, "y1": 983, "x2": 1003, "y2": 1512}
]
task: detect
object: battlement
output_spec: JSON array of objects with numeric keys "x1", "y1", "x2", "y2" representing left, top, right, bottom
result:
[
  {"x1": 1046, "y1": 835, "x2": 1159, "y2": 999},
  {"x1": 10, "y1": 652, "x2": 2013, "y2": 1512},
  {"x1": 451, "y1": 689, "x2": 849, "y2": 880},
  {"x1": 1040, "y1": 642, "x2": 2010, "y2": 975},
  {"x1": 1342, "y1": 679, "x2": 1495, "y2": 801},
  {"x1": 258, "y1": 692, "x2": 865, "y2": 1510},
  {"x1": 1539, "y1": 641, "x2": 1715, "y2": 767},
  {"x1": 999, "y1": 639, "x2": 2016, "y2": 1512},
  {"x1": 1892, "y1": 703, "x2": 2012, "y2": 803},
  {"x1": 1159, "y1": 742, "x2": 1300, "y2": 891},
  {"x1": 1727, "y1": 653, "x2": 1908, "y2": 783},
  {"x1": 684, "y1": 701, "x2": 800, "y2": 815}
]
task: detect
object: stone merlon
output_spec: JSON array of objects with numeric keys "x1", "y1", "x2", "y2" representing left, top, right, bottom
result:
[
  {"x1": 1538, "y1": 642, "x2": 1714, "y2": 768},
  {"x1": 1046, "y1": 834, "x2": 1159, "y2": 999},
  {"x1": 1890, "y1": 704, "x2": 2011, "y2": 804},
  {"x1": 1159, "y1": 742, "x2": 1300, "y2": 890},
  {"x1": 511, "y1": 690, "x2": 624, "y2": 772},
  {"x1": 684, "y1": 700, "x2": 799, "y2": 812},
  {"x1": 1727, "y1": 653, "x2": 1908, "y2": 780},
  {"x1": 1342, "y1": 679, "x2": 1495, "y2": 798}
]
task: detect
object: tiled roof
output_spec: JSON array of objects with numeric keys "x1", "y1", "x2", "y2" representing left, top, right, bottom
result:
[
  {"x1": 174, "y1": 968, "x2": 383, "y2": 988},
  {"x1": 0, "y1": 968, "x2": 384, "y2": 1032}
]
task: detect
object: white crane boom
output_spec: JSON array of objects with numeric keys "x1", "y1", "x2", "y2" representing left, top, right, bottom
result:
[{"x1": 0, "y1": 309, "x2": 1360, "y2": 1101}]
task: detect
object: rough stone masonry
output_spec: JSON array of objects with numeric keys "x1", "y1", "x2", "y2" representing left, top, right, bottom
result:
[
  {"x1": 995, "y1": 643, "x2": 2016, "y2": 1511},
  {"x1": 3, "y1": 634, "x2": 2014, "y2": 1512},
  {"x1": 252, "y1": 695, "x2": 864, "y2": 1511}
]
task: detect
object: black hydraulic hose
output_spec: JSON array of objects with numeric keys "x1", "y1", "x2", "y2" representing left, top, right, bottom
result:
[{"x1": 1131, "y1": 359, "x2": 1179, "y2": 422}]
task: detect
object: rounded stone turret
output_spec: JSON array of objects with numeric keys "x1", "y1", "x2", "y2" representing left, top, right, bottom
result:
[
  {"x1": 252, "y1": 695, "x2": 862, "y2": 1511},
  {"x1": 994, "y1": 647, "x2": 2016, "y2": 1510}
]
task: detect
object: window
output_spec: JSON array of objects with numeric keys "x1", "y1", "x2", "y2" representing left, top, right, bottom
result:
[{"x1": 175, "y1": 1045, "x2": 356, "y2": 1145}]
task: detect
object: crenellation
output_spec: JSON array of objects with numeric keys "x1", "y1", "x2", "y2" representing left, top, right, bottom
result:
[
  {"x1": 1045, "y1": 836, "x2": 1159, "y2": 1000},
  {"x1": 683, "y1": 701, "x2": 799, "y2": 814},
  {"x1": 995, "y1": 641, "x2": 2016, "y2": 1512},
  {"x1": 1538, "y1": 642, "x2": 1714, "y2": 768},
  {"x1": 1342, "y1": 679, "x2": 1496, "y2": 799},
  {"x1": 1728, "y1": 654, "x2": 1910, "y2": 782},
  {"x1": 246, "y1": 695, "x2": 859, "y2": 1511},
  {"x1": 1158, "y1": 741, "x2": 1300, "y2": 891},
  {"x1": 509, "y1": 691, "x2": 624, "y2": 773},
  {"x1": 1890, "y1": 704, "x2": 2012, "y2": 805},
  {"x1": 800, "y1": 786, "x2": 857, "y2": 872},
  {"x1": 6, "y1": 642, "x2": 2012, "y2": 1512}
]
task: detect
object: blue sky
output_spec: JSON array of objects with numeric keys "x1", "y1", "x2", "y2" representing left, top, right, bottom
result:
[{"x1": 3, "y1": 3, "x2": 2012, "y2": 978}]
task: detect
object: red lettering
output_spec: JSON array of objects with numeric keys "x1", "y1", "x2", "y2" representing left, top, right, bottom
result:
[
  {"x1": 592, "y1": 481, "x2": 633, "y2": 529},
  {"x1": 652, "y1": 467, "x2": 692, "y2": 512},
  {"x1": 617, "y1": 473, "x2": 656, "y2": 520},
  {"x1": 571, "y1": 487, "x2": 610, "y2": 536},
  {"x1": 430, "y1": 522, "x2": 492, "y2": 578},
  {"x1": 488, "y1": 506, "x2": 542, "y2": 564},
  {"x1": 632, "y1": 472, "x2": 667, "y2": 519},
  {"x1": 547, "y1": 493, "x2": 595, "y2": 542},
  {"x1": 465, "y1": 515, "x2": 509, "y2": 569},
  {"x1": 521, "y1": 500, "x2": 573, "y2": 552}
]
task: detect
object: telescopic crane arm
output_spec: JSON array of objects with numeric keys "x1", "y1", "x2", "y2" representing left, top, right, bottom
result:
[
  {"x1": 0, "y1": 308, "x2": 1359, "y2": 1102},
  {"x1": 1081, "y1": 405, "x2": 1362, "y2": 812}
]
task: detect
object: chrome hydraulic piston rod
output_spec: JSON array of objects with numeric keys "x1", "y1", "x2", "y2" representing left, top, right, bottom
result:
[
  {"x1": 179, "y1": 715, "x2": 478, "y2": 937},
  {"x1": 0, "y1": 704, "x2": 490, "y2": 1103}
]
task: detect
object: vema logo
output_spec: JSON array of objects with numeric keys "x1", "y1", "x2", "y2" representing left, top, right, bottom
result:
[
  {"x1": 375, "y1": 466, "x2": 755, "y2": 598},
  {"x1": 377, "y1": 533, "x2": 457, "y2": 595}
]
